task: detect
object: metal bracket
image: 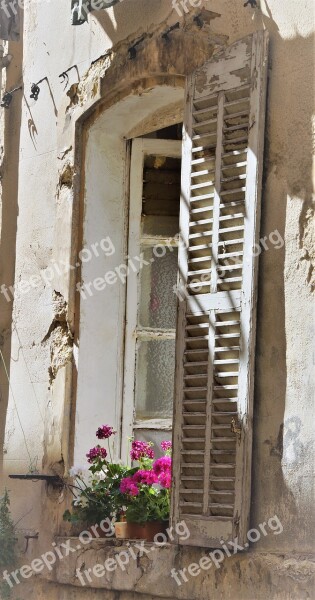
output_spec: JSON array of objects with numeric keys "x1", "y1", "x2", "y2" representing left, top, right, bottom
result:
[
  {"x1": 59, "y1": 65, "x2": 80, "y2": 90},
  {"x1": 0, "y1": 85, "x2": 22, "y2": 108},
  {"x1": 9, "y1": 474, "x2": 63, "y2": 486},
  {"x1": 30, "y1": 77, "x2": 48, "y2": 101}
]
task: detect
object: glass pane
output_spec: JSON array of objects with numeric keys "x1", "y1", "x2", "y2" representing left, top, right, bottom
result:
[
  {"x1": 135, "y1": 339, "x2": 175, "y2": 419},
  {"x1": 139, "y1": 246, "x2": 178, "y2": 329}
]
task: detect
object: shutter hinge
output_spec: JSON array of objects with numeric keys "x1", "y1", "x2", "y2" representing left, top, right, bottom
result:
[
  {"x1": 231, "y1": 417, "x2": 242, "y2": 442},
  {"x1": 233, "y1": 513, "x2": 240, "y2": 537}
]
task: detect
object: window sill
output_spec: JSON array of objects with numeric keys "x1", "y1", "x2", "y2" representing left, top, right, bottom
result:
[
  {"x1": 48, "y1": 538, "x2": 309, "y2": 599},
  {"x1": 49, "y1": 536, "x2": 177, "y2": 595}
]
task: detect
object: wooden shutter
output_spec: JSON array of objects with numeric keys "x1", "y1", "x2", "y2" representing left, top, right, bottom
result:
[{"x1": 171, "y1": 32, "x2": 268, "y2": 547}]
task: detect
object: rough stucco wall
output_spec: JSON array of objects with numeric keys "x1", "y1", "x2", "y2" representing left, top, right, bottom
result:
[{"x1": 0, "y1": 0, "x2": 314, "y2": 598}]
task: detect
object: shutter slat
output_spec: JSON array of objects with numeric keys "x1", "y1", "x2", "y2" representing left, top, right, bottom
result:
[
  {"x1": 193, "y1": 107, "x2": 218, "y2": 118},
  {"x1": 221, "y1": 149, "x2": 248, "y2": 159},
  {"x1": 191, "y1": 169, "x2": 215, "y2": 178},
  {"x1": 191, "y1": 181, "x2": 215, "y2": 190}
]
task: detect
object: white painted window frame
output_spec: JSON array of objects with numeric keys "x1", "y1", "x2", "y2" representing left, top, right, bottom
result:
[{"x1": 121, "y1": 138, "x2": 182, "y2": 461}]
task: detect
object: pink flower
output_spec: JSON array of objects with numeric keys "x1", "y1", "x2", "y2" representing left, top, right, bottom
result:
[
  {"x1": 153, "y1": 456, "x2": 172, "y2": 476},
  {"x1": 86, "y1": 446, "x2": 107, "y2": 464},
  {"x1": 130, "y1": 440, "x2": 154, "y2": 461},
  {"x1": 96, "y1": 425, "x2": 115, "y2": 439},
  {"x1": 159, "y1": 471, "x2": 171, "y2": 489},
  {"x1": 133, "y1": 470, "x2": 158, "y2": 486},
  {"x1": 161, "y1": 441, "x2": 172, "y2": 453},
  {"x1": 120, "y1": 477, "x2": 139, "y2": 496}
]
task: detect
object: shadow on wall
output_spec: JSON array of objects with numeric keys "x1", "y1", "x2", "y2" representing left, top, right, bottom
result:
[
  {"x1": 91, "y1": 0, "x2": 174, "y2": 46},
  {"x1": 252, "y1": 1, "x2": 314, "y2": 551},
  {"x1": 0, "y1": 25, "x2": 23, "y2": 480}
]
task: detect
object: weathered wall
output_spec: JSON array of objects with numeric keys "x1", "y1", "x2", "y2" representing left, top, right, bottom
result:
[{"x1": 0, "y1": 0, "x2": 314, "y2": 598}]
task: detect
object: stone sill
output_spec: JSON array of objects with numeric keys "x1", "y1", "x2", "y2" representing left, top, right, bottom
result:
[
  {"x1": 49, "y1": 537, "x2": 176, "y2": 595},
  {"x1": 46, "y1": 538, "x2": 315, "y2": 599}
]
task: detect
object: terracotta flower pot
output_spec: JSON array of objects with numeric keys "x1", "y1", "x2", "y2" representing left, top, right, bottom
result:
[
  {"x1": 126, "y1": 521, "x2": 167, "y2": 542},
  {"x1": 114, "y1": 520, "x2": 129, "y2": 539}
]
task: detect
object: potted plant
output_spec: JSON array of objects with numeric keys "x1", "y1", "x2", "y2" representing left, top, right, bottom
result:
[
  {"x1": 63, "y1": 425, "x2": 172, "y2": 542},
  {"x1": 119, "y1": 440, "x2": 172, "y2": 541}
]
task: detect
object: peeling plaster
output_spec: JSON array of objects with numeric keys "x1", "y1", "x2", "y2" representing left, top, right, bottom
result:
[
  {"x1": 299, "y1": 200, "x2": 315, "y2": 291},
  {"x1": 42, "y1": 292, "x2": 73, "y2": 385},
  {"x1": 58, "y1": 162, "x2": 75, "y2": 189}
]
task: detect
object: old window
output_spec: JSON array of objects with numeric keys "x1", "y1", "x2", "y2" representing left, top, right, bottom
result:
[
  {"x1": 120, "y1": 32, "x2": 268, "y2": 548},
  {"x1": 122, "y1": 139, "x2": 182, "y2": 454},
  {"x1": 77, "y1": 30, "x2": 268, "y2": 550}
]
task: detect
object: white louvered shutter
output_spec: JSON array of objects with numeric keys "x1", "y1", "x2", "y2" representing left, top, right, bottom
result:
[{"x1": 171, "y1": 32, "x2": 268, "y2": 548}]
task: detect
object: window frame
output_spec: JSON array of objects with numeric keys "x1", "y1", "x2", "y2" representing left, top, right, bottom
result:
[{"x1": 121, "y1": 138, "x2": 182, "y2": 461}]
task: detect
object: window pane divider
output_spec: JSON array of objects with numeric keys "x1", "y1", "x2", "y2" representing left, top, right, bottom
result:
[
  {"x1": 136, "y1": 327, "x2": 176, "y2": 341},
  {"x1": 134, "y1": 418, "x2": 173, "y2": 430},
  {"x1": 140, "y1": 236, "x2": 179, "y2": 246}
]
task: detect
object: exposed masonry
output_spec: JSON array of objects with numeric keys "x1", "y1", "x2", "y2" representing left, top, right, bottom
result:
[
  {"x1": 49, "y1": 538, "x2": 315, "y2": 600},
  {"x1": 58, "y1": 162, "x2": 75, "y2": 189},
  {"x1": 299, "y1": 200, "x2": 315, "y2": 291},
  {"x1": 70, "y1": 8, "x2": 227, "y2": 111},
  {"x1": 42, "y1": 291, "x2": 73, "y2": 386}
]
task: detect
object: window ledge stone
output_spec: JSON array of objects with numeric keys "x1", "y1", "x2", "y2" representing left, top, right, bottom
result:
[
  {"x1": 48, "y1": 538, "x2": 314, "y2": 600},
  {"x1": 49, "y1": 536, "x2": 178, "y2": 596}
]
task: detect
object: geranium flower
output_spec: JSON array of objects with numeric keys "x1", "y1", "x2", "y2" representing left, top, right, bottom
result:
[
  {"x1": 159, "y1": 471, "x2": 171, "y2": 489},
  {"x1": 120, "y1": 477, "x2": 139, "y2": 496},
  {"x1": 133, "y1": 470, "x2": 158, "y2": 485},
  {"x1": 130, "y1": 440, "x2": 154, "y2": 461},
  {"x1": 153, "y1": 456, "x2": 172, "y2": 476},
  {"x1": 96, "y1": 425, "x2": 115, "y2": 439},
  {"x1": 86, "y1": 446, "x2": 107, "y2": 464},
  {"x1": 161, "y1": 441, "x2": 172, "y2": 452}
]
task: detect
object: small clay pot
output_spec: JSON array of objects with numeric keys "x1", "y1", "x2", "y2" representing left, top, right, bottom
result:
[
  {"x1": 114, "y1": 520, "x2": 129, "y2": 539},
  {"x1": 126, "y1": 521, "x2": 167, "y2": 542}
]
